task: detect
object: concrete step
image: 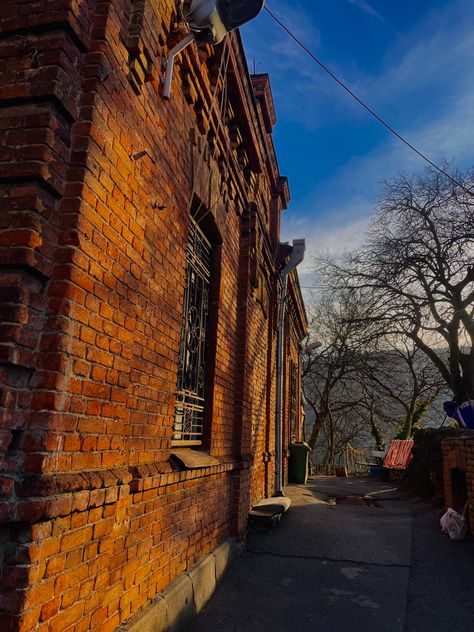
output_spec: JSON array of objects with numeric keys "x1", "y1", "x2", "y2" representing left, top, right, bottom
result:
[{"x1": 248, "y1": 496, "x2": 291, "y2": 529}]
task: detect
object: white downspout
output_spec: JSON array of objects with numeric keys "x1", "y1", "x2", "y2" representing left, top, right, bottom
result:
[
  {"x1": 275, "y1": 239, "x2": 305, "y2": 496},
  {"x1": 163, "y1": 33, "x2": 194, "y2": 100}
]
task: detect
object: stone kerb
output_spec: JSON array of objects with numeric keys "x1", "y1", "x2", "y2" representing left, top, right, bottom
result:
[{"x1": 122, "y1": 537, "x2": 239, "y2": 632}]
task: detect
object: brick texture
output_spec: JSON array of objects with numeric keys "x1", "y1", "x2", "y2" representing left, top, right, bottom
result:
[
  {"x1": 442, "y1": 437, "x2": 474, "y2": 529},
  {"x1": 0, "y1": 0, "x2": 307, "y2": 630}
]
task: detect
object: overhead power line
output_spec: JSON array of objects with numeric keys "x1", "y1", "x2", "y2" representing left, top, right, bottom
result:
[{"x1": 264, "y1": 6, "x2": 471, "y2": 195}]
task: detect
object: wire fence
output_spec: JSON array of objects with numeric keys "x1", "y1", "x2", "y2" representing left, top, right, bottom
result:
[{"x1": 310, "y1": 444, "x2": 372, "y2": 476}]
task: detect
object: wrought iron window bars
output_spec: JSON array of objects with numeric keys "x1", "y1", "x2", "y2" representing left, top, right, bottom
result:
[{"x1": 173, "y1": 218, "x2": 212, "y2": 443}]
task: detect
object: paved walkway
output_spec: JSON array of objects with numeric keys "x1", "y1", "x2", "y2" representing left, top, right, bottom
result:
[{"x1": 187, "y1": 476, "x2": 474, "y2": 632}]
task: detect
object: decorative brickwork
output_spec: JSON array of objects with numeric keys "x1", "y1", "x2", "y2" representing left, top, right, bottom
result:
[{"x1": 0, "y1": 1, "x2": 307, "y2": 630}]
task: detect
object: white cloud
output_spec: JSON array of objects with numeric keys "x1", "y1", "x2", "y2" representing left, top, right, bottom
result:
[
  {"x1": 282, "y1": 82, "x2": 474, "y2": 270},
  {"x1": 282, "y1": 202, "x2": 370, "y2": 263},
  {"x1": 281, "y1": 212, "x2": 371, "y2": 304},
  {"x1": 243, "y1": 0, "x2": 474, "y2": 303},
  {"x1": 348, "y1": 0, "x2": 396, "y2": 32},
  {"x1": 242, "y1": 2, "x2": 350, "y2": 130},
  {"x1": 265, "y1": 0, "x2": 320, "y2": 45},
  {"x1": 245, "y1": 0, "x2": 474, "y2": 132},
  {"x1": 365, "y1": 14, "x2": 474, "y2": 112}
]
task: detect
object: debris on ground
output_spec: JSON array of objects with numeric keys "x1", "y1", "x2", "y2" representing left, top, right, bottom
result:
[{"x1": 440, "y1": 507, "x2": 469, "y2": 541}]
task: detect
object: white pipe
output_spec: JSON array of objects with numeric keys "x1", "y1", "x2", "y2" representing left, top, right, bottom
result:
[
  {"x1": 163, "y1": 33, "x2": 194, "y2": 100},
  {"x1": 275, "y1": 239, "x2": 305, "y2": 496}
]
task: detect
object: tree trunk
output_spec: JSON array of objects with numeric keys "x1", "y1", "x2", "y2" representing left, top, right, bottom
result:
[
  {"x1": 328, "y1": 418, "x2": 335, "y2": 474},
  {"x1": 402, "y1": 411, "x2": 414, "y2": 440},
  {"x1": 458, "y1": 352, "x2": 474, "y2": 401},
  {"x1": 307, "y1": 411, "x2": 327, "y2": 452}
]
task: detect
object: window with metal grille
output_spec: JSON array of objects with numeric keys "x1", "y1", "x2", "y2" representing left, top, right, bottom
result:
[{"x1": 173, "y1": 218, "x2": 212, "y2": 444}]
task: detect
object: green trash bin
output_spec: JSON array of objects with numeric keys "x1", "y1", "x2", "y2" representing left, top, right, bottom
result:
[{"x1": 288, "y1": 442, "x2": 311, "y2": 484}]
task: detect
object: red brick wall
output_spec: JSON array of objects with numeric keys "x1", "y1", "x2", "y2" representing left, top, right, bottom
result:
[
  {"x1": 0, "y1": 0, "x2": 306, "y2": 629},
  {"x1": 442, "y1": 437, "x2": 474, "y2": 529}
]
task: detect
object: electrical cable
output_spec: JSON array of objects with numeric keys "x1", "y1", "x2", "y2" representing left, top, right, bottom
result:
[{"x1": 264, "y1": 6, "x2": 472, "y2": 195}]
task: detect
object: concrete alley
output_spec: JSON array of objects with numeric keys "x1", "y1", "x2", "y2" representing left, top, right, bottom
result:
[{"x1": 188, "y1": 477, "x2": 474, "y2": 632}]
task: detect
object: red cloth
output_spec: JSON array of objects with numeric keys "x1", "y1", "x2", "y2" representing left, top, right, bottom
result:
[{"x1": 383, "y1": 439, "x2": 414, "y2": 470}]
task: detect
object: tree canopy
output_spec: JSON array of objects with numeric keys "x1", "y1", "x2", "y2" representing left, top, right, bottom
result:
[
  {"x1": 330, "y1": 167, "x2": 474, "y2": 402},
  {"x1": 303, "y1": 166, "x2": 473, "y2": 471}
]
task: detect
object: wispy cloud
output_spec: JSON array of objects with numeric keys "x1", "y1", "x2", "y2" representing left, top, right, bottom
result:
[
  {"x1": 268, "y1": 0, "x2": 320, "y2": 44},
  {"x1": 243, "y1": 0, "x2": 474, "y2": 296},
  {"x1": 282, "y1": 211, "x2": 370, "y2": 267},
  {"x1": 365, "y1": 17, "x2": 474, "y2": 112},
  {"x1": 245, "y1": 0, "x2": 474, "y2": 130},
  {"x1": 282, "y1": 83, "x2": 474, "y2": 271},
  {"x1": 281, "y1": 210, "x2": 371, "y2": 304},
  {"x1": 348, "y1": 0, "x2": 395, "y2": 32},
  {"x1": 242, "y1": 1, "x2": 340, "y2": 130}
]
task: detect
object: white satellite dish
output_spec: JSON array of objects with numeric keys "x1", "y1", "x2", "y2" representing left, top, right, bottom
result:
[
  {"x1": 163, "y1": 0, "x2": 265, "y2": 98},
  {"x1": 186, "y1": 0, "x2": 265, "y2": 44}
]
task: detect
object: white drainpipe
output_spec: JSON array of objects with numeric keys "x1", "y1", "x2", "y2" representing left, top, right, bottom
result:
[
  {"x1": 275, "y1": 239, "x2": 306, "y2": 496},
  {"x1": 163, "y1": 33, "x2": 194, "y2": 100}
]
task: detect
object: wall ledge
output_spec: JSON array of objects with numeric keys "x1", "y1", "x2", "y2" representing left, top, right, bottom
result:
[{"x1": 0, "y1": 459, "x2": 251, "y2": 524}]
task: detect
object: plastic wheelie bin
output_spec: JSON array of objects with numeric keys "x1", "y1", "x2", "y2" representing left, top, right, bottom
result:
[{"x1": 288, "y1": 442, "x2": 311, "y2": 484}]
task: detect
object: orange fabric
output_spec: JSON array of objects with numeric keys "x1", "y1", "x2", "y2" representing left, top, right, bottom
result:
[{"x1": 383, "y1": 440, "x2": 414, "y2": 469}]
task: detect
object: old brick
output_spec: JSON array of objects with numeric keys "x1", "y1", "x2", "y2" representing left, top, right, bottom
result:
[
  {"x1": 0, "y1": 477, "x2": 14, "y2": 497},
  {"x1": 60, "y1": 526, "x2": 93, "y2": 552},
  {"x1": 0, "y1": 3, "x2": 306, "y2": 630},
  {"x1": 39, "y1": 596, "x2": 60, "y2": 622}
]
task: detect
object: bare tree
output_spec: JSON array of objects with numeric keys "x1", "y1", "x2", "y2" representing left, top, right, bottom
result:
[
  {"x1": 357, "y1": 340, "x2": 445, "y2": 440},
  {"x1": 331, "y1": 167, "x2": 474, "y2": 403},
  {"x1": 302, "y1": 290, "x2": 366, "y2": 463},
  {"x1": 303, "y1": 284, "x2": 447, "y2": 473}
]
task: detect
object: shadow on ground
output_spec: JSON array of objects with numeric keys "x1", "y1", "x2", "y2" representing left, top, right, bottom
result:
[{"x1": 187, "y1": 476, "x2": 474, "y2": 632}]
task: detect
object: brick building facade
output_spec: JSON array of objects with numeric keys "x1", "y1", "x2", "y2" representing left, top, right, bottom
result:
[{"x1": 0, "y1": 0, "x2": 307, "y2": 630}]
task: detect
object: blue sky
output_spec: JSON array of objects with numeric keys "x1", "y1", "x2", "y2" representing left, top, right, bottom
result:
[{"x1": 241, "y1": 0, "x2": 474, "y2": 285}]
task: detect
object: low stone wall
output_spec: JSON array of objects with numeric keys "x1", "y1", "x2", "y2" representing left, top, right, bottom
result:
[
  {"x1": 402, "y1": 428, "x2": 472, "y2": 499},
  {"x1": 441, "y1": 436, "x2": 474, "y2": 527}
]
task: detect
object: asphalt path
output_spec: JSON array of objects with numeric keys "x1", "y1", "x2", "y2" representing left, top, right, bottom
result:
[{"x1": 187, "y1": 476, "x2": 474, "y2": 632}]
